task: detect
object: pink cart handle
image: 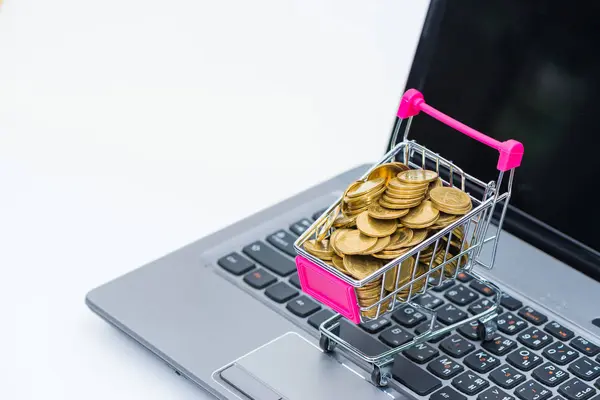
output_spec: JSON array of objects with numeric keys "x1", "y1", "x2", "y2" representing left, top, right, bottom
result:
[{"x1": 397, "y1": 89, "x2": 524, "y2": 171}]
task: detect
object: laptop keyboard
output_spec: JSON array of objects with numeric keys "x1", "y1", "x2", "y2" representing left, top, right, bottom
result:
[{"x1": 216, "y1": 209, "x2": 600, "y2": 400}]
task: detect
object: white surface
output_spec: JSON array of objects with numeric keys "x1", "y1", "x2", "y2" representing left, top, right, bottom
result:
[{"x1": 0, "y1": 0, "x2": 428, "y2": 398}]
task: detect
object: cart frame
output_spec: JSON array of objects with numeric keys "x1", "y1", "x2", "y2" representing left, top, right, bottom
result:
[{"x1": 293, "y1": 89, "x2": 524, "y2": 386}]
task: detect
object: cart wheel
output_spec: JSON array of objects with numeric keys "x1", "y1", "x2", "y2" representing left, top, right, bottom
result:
[
  {"x1": 478, "y1": 319, "x2": 498, "y2": 341},
  {"x1": 319, "y1": 335, "x2": 335, "y2": 353},
  {"x1": 370, "y1": 366, "x2": 390, "y2": 387}
]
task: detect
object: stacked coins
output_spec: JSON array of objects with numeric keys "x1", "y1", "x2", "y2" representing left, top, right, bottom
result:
[{"x1": 302, "y1": 162, "x2": 474, "y2": 317}]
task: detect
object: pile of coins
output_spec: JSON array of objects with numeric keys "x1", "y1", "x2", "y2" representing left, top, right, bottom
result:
[{"x1": 302, "y1": 162, "x2": 473, "y2": 317}]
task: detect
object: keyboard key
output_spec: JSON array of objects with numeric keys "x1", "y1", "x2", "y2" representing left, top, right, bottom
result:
[
  {"x1": 569, "y1": 358, "x2": 600, "y2": 381},
  {"x1": 428, "y1": 356, "x2": 465, "y2": 379},
  {"x1": 452, "y1": 371, "x2": 490, "y2": 395},
  {"x1": 392, "y1": 305, "x2": 427, "y2": 328},
  {"x1": 432, "y1": 386, "x2": 467, "y2": 400},
  {"x1": 470, "y1": 281, "x2": 496, "y2": 296},
  {"x1": 518, "y1": 327, "x2": 553, "y2": 350},
  {"x1": 437, "y1": 304, "x2": 467, "y2": 325},
  {"x1": 404, "y1": 342, "x2": 439, "y2": 364},
  {"x1": 445, "y1": 286, "x2": 479, "y2": 306},
  {"x1": 518, "y1": 306, "x2": 548, "y2": 326},
  {"x1": 289, "y1": 273, "x2": 302, "y2": 289},
  {"x1": 266, "y1": 230, "x2": 298, "y2": 257},
  {"x1": 243, "y1": 268, "x2": 276, "y2": 289},
  {"x1": 432, "y1": 279, "x2": 455, "y2": 292},
  {"x1": 544, "y1": 342, "x2": 580, "y2": 365},
  {"x1": 307, "y1": 309, "x2": 334, "y2": 329},
  {"x1": 218, "y1": 252, "x2": 255, "y2": 275},
  {"x1": 312, "y1": 208, "x2": 327, "y2": 220},
  {"x1": 515, "y1": 380, "x2": 552, "y2": 400},
  {"x1": 415, "y1": 293, "x2": 444, "y2": 309},
  {"x1": 265, "y1": 282, "x2": 298, "y2": 303},
  {"x1": 457, "y1": 272, "x2": 474, "y2": 282},
  {"x1": 507, "y1": 347, "x2": 543, "y2": 371},
  {"x1": 533, "y1": 362, "x2": 570, "y2": 387},
  {"x1": 478, "y1": 386, "x2": 515, "y2": 400},
  {"x1": 545, "y1": 322, "x2": 575, "y2": 341},
  {"x1": 360, "y1": 317, "x2": 391, "y2": 334},
  {"x1": 416, "y1": 321, "x2": 450, "y2": 343},
  {"x1": 500, "y1": 293, "x2": 523, "y2": 311},
  {"x1": 469, "y1": 298, "x2": 503, "y2": 316},
  {"x1": 438, "y1": 304, "x2": 469, "y2": 325},
  {"x1": 464, "y1": 350, "x2": 501, "y2": 373},
  {"x1": 559, "y1": 378, "x2": 597, "y2": 400},
  {"x1": 286, "y1": 295, "x2": 320, "y2": 317},
  {"x1": 243, "y1": 241, "x2": 297, "y2": 276},
  {"x1": 440, "y1": 335, "x2": 475, "y2": 357},
  {"x1": 571, "y1": 337, "x2": 600, "y2": 357},
  {"x1": 458, "y1": 320, "x2": 481, "y2": 340},
  {"x1": 393, "y1": 355, "x2": 442, "y2": 395},
  {"x1": 482, "y1": 335, "x2": 517, "y2": 356},
  {"x1": 496, "y1": 312, "x2": 528, "y2": 335},
  {"x1": 549, "y1": 396, "x2": 567, "y2": 400},
  {"x1": 596, "y1": 380, "x2": 600, "y2": 390},
  {"x1": 379, "y1": 326, "x2": 414, "y2": 347},
  {"x1": 490, "y1": 365, "x2": 526, "y2": 389},
  {"x1": 289, "y1": 218, "x2": 313, "y2": 236}
]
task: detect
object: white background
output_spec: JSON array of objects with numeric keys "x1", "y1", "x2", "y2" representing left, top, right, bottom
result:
[{"x1": 0, "y1": 0, "x2": 428, "y2": 398}]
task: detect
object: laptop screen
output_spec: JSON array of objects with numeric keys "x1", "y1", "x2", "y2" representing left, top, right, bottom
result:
[{"x1": 400, "y1": 0, "x2": 600, "y2": 280}]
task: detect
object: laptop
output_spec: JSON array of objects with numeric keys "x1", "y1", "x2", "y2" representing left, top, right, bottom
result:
[{"x1": 86, "y1": 1, "x2": 600, "y2": 399}]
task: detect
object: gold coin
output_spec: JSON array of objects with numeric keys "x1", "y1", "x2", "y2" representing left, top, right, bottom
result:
[
  {"x1": 402, "y1": 218, "x2": 440, "y2": 229},
  {"x1": 373, "y1": 247, "x2": 412, "y2": 259},
  {"x1": 367, "y1": 162, "x2": 410, "y2": 183},
  {"x1": 346, "y1": 178, "x2": 385, "y2": 198},
  {"x1": 367, "y1": 203, "x2": 410, "y2": 219},
  {"x1": 356, "y1": 285, "x2": 383, "y2": 300},
  {"x1": 344, "y1": 185, "x2": 386, "y2": 207},
  {"x1": 333, "y1": 213, "x2": 356, "y2": 228},
  {"x1": 332, "y1": 254, "x2": 346, "y2": 272},
  {"x1": 388, "y1": 177, "x2": 429, "y2": 192},
  {"x1": 303, "y1": 239, "x2": 334, "y2": 260},
  {"x1": 381, "y1": 194, "x2": 424, "y2": 207},
  {"x1": 383, "y1": 257, "x2": 416, "y2": 291},
  {"x1": 379, "y1": 198, "x2": 419, "y2": 210},
  {"x1": 398, "y1": 228, "x2": 428, "y2": 248},
  {"x1": 386, "y1": 227, "x2": 414, "y2": 250},
  {"x1": 431, "y1": 200, "x2": 473, "y2": 215},
  {"x1": 361, "y1": 297, "x2": 392, "y2": 318},
  {"x1": 329, "y1": 229, "x2": 347, "y2": 257},
  {"x1": 425, "y1": 178, "x2": 444, "y2": 199},
  {"x1": 397, "y1": 169, "x2": 439, "y2": 184},
  {"x1": 335, "y1": 229, "x2": 378, "y2": 255},
  {"x1": 430, "y1": 213, "x2": 460, "y2": 229},
  {"x1": 361, "y1": 235, "x2": 391, "y2": 255},
  {"x1": 343, "y1": 255, "x2": 383, "y2": 280},
  {"x1": 343, "y1": 204, "x2": 369, "y2": 217},
  {"x1": 429, "y1": 186, "x2": 471, "y2": 209},
  {"x1": 384, "y1": 189, "x2": 426, "y2": 200},
  {"x1": 401, "y1": 200, "x2": 440, "y2": 226},
  {"x1": 356, "y1": 211, "x2": 397, "y2": 238},
  {"x1": 315, "y1": 206, "x2": 340, "y2": 241}
]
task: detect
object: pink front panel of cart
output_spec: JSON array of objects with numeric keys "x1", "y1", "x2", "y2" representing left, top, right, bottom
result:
[{"x1": 295, "y1": 255, "x2": 361, "y2": 324}]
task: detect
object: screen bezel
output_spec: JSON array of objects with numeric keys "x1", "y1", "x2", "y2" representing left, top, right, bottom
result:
[{"x1": 388, "y1": 0, "x2": 600, "y2": 281}]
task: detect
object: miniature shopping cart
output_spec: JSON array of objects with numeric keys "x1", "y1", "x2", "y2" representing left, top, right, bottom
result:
[{"x1": 293, "y1": 89, "x2": 524, "y2": 387}]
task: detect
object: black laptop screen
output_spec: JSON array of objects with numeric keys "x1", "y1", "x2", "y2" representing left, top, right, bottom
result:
[{"x1": 402, "y1": 0, "x2": 600, "y2": 279}]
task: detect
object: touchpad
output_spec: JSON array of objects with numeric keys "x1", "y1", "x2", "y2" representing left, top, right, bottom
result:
[{"x1": 212, "y1": 332, "x2": 389, "y2": 400}]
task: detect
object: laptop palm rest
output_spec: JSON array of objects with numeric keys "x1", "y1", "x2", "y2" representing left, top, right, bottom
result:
[{"x1": 212, "y1": 331, "x2": 389, "y2": 400}]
